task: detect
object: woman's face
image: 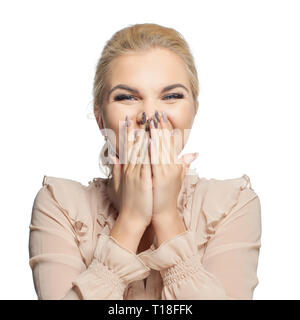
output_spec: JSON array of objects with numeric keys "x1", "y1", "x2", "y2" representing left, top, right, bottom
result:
[{"x1": 97, "y1": 47, "x2": 197, "y2": 160}]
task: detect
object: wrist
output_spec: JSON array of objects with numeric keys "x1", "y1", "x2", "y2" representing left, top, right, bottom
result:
[
  {"x1": 152, "y1": 213, "x2": 187, "y2": 247},
  {"x1": 151, "y1": 210, "x2": 179, "y2": 228},
  {"x1": 152, "y1": 213, "x2": 186, "y2": 233},
  {"x1": 116, "y1": 212, "x2": 147, "y2": 236},
  {"x1": 118, "y1": 211, "x2": 149, "y2": 232},
  {"x1": 110, "y1": 213, "x2": 147, "y2": 254}
]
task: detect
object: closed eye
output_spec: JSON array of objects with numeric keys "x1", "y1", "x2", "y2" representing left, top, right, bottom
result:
[
  {"x1": 113, "y1": 94, "x2": 137, "y2": 101},
  {"x1": 113, "y1": 93, "x2": 185, "y2": 101},
  {"x1": 164, "y1": 93, "x2": 184, "y2": 100}
]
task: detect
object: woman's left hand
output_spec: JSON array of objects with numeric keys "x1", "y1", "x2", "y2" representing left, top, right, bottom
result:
[{"x1": 148, "y1": 112, "x2": 198, "y2": 224}]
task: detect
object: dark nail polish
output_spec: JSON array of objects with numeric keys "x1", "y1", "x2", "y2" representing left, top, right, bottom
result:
[
  {"x1": 125, "y1": 115, "x2": 130, "y2": 127},
  {"x1": 155, "y1": 110, "x2": 160, "y2": 122},
  {"x1": 146, "y1": 119, "x2": 150, "y2": 131},
  {"x1": 141, "y1": 112, "x2": 146, "y2": 124},
  {"x1": 153, "y1": 118, "x2": 158, "y2": 128}
]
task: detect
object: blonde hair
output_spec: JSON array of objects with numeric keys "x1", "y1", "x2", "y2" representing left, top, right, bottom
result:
[{"x1": 93, "y1": 23, "x2": 199, "y2": 178}]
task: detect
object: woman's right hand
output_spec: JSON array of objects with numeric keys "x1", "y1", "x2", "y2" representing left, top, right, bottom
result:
[{"x1": 111, "y1": 116, "x2": 153, "y2": 230}]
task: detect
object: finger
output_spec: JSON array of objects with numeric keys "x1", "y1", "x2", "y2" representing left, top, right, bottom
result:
[
  {"x1": 135, "y1": 112, "x2": 148, "y2": 168},
  {"x1": 140, "y1": 130, "x2": 151, "y2": 179},
  {"x1": 123, "y1": 115, "x2": 134, "y2": 171},
  {"x1": 134, "y1": 111, "x2": 147, "y2": 144},
  {"x1": 160, "y1": 111, "x2": 173, "y2": 164},
  {"x1": 150, "y1": 117, "x2": 165, "y2": 178},
  {"x1": 138, "y1": 111, "x2": 147, "y2": 127},
  {"x1": 129, "y1": 129, "x2": 146, "y2": 167},
  {"x1": 156, "y1": 111, "x2": 170, "y2": 166},
  {"x1": 161, "y1": 111, "x2": 177, "y2": 164},
  {"x1": 181, "y1": 152, "x2": 199, "y2": 166},
  {"x1": 137, "y1": 129, "x2": 150, "y2": 172},
  {"x1": 179, "y1": 153, "x2": 198, "y2": 180},
  {"x1": 149, "y1": 118, "x2": 160, "y2": 165},
  {"x1": 111, "y1": 155, "x2": 121, "y2": 192},
  {"x1": 153, "y1": 111, "x2": 163, "y2": 165},
  {"x1": 154, "y1": 112, "x2": 167, "y2": 166}
]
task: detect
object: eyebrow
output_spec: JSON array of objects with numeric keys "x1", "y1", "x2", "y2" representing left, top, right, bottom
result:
[{"x1": 107, "y1": 83, "x2": 189, "y2": 100}]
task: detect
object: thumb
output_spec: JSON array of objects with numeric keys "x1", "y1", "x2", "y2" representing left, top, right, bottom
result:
[
  {"x1": 180, "y1": 152, "x2": 199, "y2": 167},
  {"x1": 179, "y1": 152, "x2": 199, "y2": 181}
]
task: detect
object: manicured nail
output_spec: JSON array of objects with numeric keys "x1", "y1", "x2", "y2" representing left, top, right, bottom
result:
[
  {"x1": 153, "y1": 118, "x2": 158, "y2": 128},
  {"x1": 141, "y1": 112, "x2": 146, "y2": 124},
  {"x1": 155, "y1": 110, "x2": 160, "y2": 122},
  {"x1": 125, "y1": 115, "x2": 130, "y2": 127},
  {"x1": 146, "y1": 119, "x2": 150, "y2": 131},
  {"x1": 162, "y1": 111, "x2": 168, "y2": 123}
]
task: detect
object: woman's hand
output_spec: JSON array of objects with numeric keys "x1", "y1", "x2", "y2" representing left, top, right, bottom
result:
[
  {"x1": 149, "y1": 111, "x2": 198, "y2": 224},
  {"x1": 110, "y1": 116, "x2": 153, "y2": 230}
]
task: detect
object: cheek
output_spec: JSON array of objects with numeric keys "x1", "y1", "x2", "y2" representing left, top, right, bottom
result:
[
  {"x1": 168, "y1": 106, "x2": 194, "y2": 153},
  {"x1": 105, "y1": 108, "x2": 122, "y2": 128},
  {"x1": 169, "y1": 105, "x2": 194, "y2": 131},
  {"x1": 105, "y1": 108, "x2": 127, "y2": 135},
  {"x1": 103, "y1": 110, "x2": 127, "y2": 157}
]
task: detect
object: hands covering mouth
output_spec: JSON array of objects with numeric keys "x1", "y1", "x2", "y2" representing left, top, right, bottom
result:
[
  {"x1": 132, "y1": 111, "x2": 174, "y2": 142},
  {"x1": 109, "y1": 110, "x2": 198, "y2": 230},
  {"x1": 127, "y1": 111, "x2": 178, "y2": 162}
]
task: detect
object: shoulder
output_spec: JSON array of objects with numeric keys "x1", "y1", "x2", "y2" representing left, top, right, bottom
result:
[
  {"x1": 180, "y1": 171, "x2": 261, "y2": 246},
  {"x1": 201, "y1": 174, "x2": 261, "y2": 245},
  {"x1": 35, "y1": 175, "x2": 91, "y2": 208},
  {"x1": 32, "y1": 175, "x2": 99, "y2": 233},
  {"x1": 201, "y1": 174, "x2": 260, "y2": 216}
]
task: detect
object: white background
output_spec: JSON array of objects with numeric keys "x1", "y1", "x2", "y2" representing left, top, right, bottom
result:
[{"x1": 0, "y1": 0, "x2": 299, "y2": 299}]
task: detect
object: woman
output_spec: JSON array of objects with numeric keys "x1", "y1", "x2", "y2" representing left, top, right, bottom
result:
[{"x1": 28, "y1": 23, "x2": 262, "y2": 300}]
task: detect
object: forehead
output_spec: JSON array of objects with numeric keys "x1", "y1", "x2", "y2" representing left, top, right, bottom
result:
[{"x1": 107, "y1": 48, "x2": 190, "y2": 86}]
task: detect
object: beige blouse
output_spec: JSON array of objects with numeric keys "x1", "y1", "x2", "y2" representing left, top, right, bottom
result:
[{"x1": 28, "y1": 168, "x2": 262, "y2": 300}]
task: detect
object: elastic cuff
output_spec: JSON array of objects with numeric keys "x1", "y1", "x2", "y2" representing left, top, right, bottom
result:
[
  {"x1": 138, "y1": 231, "x2": 198, "y2": 270},
  {"x1": 71, "y1": 233, "x2": 151, "y2": 300},
  {"x1": 161, "y1": 254, "x2": 202, "y2": 286}
]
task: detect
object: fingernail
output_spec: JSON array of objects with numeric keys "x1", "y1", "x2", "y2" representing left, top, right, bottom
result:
[
  {"x1": 141, "y1": 112, "x2": 146, "y2": 124},
  {"x1": 153, "y1": 118, "x2": 158, "y2": 128},
  {"x1": 162, "y1": 111, "x2": 168, "y2": 123},
  {"x1": 146, "y1": 119, "x2": 150, "y2": 131},
  {"x1": 125, "y1": 115, "x2": 130, "y2": 127},
  {"x1": 155, "y1": 110, "x2": 160, "y2": 122}
]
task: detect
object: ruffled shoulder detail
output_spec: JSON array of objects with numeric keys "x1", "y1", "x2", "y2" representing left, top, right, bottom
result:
[
  {"x1": 177, "y1": 170, "x2": 259, "y2": 251},
  {"x1": 41, "y1": 175, "x2": 94, "y2": 257},
  {"x1": 177, "y1": 167, "x2": 201, "y2": 223},
  {"x1": 90, "y1": 177, "x2": 119, "y2": 237},
  {"x1": 202, "y1": 174, "x2": 257, "y2": 234}
]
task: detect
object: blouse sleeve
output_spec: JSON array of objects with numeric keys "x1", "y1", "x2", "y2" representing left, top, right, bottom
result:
[
  {"x1": 29, "y1": 183, "x2": 150, "y2": 300},
  {"x1": 139, "y1": 195, "x2": 262, "y2": 300}
]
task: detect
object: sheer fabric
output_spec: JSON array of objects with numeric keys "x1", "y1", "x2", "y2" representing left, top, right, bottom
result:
[{"x1": 28, "y1": 169, "x2": 261, "y2": 300}]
